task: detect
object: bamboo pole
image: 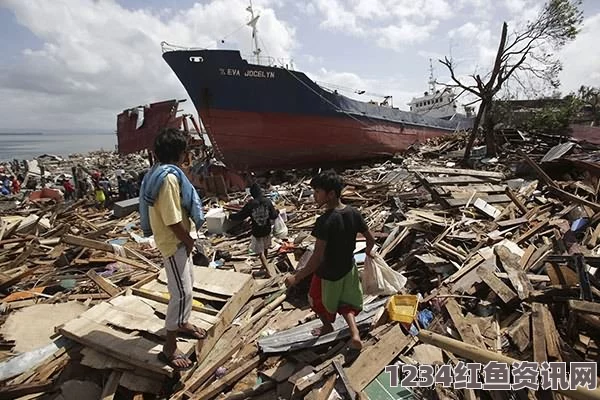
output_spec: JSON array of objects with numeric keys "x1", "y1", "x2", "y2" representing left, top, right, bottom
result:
[{"x1": 417, "y1": 330, "x2": 600, "y2": 400}]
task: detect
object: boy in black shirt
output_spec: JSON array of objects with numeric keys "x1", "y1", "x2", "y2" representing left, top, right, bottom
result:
[
  {"x1": 285, "y1": 170, "x2": 375, "y2": 350},
  {"x1": 230, "y1": 183, "x2": 279, "y2": 263}
]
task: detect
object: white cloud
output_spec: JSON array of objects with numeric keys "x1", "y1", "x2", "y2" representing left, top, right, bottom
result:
[
  {"x1": 312, "y1": 0, "x2": 366, "y2": 35},
  {"x1": 307, "y1": 0, "x2": 480, "y2": 51},
  {"x1": 560, "y1": 13, "x2": 600, "y2": 93},
  {"x1": 449, "y1": 22, "x2": 482, "y2": 39},
  {"x1": 376, "y1": 21, "x2": 440, "y2": 50},
  {"x1": 0, "y1": 0, "x2": 295, "y2": 130},
  {"x1": 296, "y1": 3, "x2": 316, "y2": 16},
  {"x1": 504, "y1": 0, "x2": 527, "y2": 14},
  {"x1": 306, "y1": 68, "x2": 426, "y2": 110}
]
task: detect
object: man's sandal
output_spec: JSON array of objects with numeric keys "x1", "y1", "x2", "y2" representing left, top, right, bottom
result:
[
  {"x1": 157, "y1": 351, "x2": 193, "y2": 371},
  {"x1": 178, "y1": 324, "x2": 207, "y2": 340}
]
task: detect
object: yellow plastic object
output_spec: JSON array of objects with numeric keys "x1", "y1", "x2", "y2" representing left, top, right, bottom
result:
[
  {"x1": 386, "y1": 295, "x2": 418, "y2": 324},
  {"x1": 159, "y1": 291, "x2": 204, "y2": 309}
]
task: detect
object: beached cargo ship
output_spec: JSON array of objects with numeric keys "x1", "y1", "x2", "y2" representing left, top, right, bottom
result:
[{"x1": 161, "y1": 7, "x2": 471, "y2": 171}]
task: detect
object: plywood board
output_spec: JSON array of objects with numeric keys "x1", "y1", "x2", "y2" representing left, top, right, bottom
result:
[
  {"x1": 146, "y1": 277, "x2": 228, "y2": 303},
  {"x1": 135, "y1": 295, "x2": 217, "y2": 328},
  {"x1": 60, "y1": 307, "x2": 194, "y2": 377},
  {"x1": 157, "y1": 266, "x2": 250, "y2": 297}
]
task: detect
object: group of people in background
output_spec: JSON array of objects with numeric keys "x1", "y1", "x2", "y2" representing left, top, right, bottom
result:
[
  {"x1": 90, "y1": 171, "x2": 143, "y2": 208},
  {"x1": 58, "y1": 170, "x2": 144, "y2": 207},
  {"x1": 0, "y1": 175, "x2": 22, "y2": 195}
]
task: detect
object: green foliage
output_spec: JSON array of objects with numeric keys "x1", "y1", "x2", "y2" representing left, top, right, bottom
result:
[
  {"x1": 576, "y1": 85, "x2": 600, "y2": 125},
  {"x1": 520, "y1": 97, "x2": 581, "y2": 134}
]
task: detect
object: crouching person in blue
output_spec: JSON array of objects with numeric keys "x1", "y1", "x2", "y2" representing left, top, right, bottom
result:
[{"x1": 139, "y1": 128, "x2": 206, "y2": 371}]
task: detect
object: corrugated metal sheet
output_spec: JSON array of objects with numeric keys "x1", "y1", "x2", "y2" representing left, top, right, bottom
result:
[
  {"x1": 257, "y1": 297, "x2": 388, "y2": 353},
  {"x1": 540, "y1": 142, "x2": 576, "y2": 163}
]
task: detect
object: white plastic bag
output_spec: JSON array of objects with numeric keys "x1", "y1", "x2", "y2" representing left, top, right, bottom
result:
[
  {"x1": 272, "y1": 214, "x2": 288, "y2": 239},
  {"x1": 362, "y1": 253, "x2": 407, "y2": 296}
]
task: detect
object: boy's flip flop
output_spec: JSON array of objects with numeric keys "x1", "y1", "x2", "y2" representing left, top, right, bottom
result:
[{"x1": 157, "y1": 351, "x2": 193, "y2": 371}]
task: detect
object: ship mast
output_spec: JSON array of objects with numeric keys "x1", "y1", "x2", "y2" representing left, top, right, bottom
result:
[
  {"x1": 246, "y1": 1, "x2": 261, "y2": 65},
  {"x1": 428, "y1": 58, "x2": 436, "y2": 93}
]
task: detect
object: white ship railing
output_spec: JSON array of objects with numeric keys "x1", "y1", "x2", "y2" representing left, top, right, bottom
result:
[{"x1": 160, "y1": 42, "x2": 294, "y2": 69}]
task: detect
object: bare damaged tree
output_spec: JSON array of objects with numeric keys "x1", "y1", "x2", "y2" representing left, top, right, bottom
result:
[{"x1": 439, "y1": 0, "x2": 583, "y2": 162}]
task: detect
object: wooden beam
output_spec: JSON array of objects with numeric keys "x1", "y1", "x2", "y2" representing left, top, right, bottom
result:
[
  {"x1": 259, "y1": 252, "x2": 277, "y2": 277},
  {"x1": 569, "y1": 300, "x2": 600, "y2": 316},
  {"x1": 445, "y1": 299, "x2": 486, "y2": 348},
  {"x1": 516, "y1": 220, "x2": 549, "y2": 245},
  {"x1": 334, "y1": 360, "x2": 356, "y2": 400},
  {"x1": 532, "y1": 303, "x2": 547, "y2": 364},
  {"x1": 505, "y1": 187, "x2": 528, "y2": 214},
  {"x1": 105, "y1": 254, "x2": 158, "y2": 272},
  {"x1": 410, "y1": 166, "x2": 505, "y2": 179},
  {"x1": 101, "y1": 371, "x2": 123, "y2": 400},
  {"x1": 190, "y1": 355, "x2": 261, "y2": 400},
  {"x1": 417, "y1": 330, "x2": 600, "y2": 400},
  {"x1": 62, "y1": 234, "x2": 137, "y2": 258},
  {"x1": 86, "y1": 269, "x2": 120, "y2": 297},
  {"x1": 171, "y1": 336, "x2": 243, "y2": 399},
  {"x1": 445, "y1": 194, "x2": 511, "y2": 207},
  {"x1": 346, "y1": 324, "x2": 412, "y2": 392},
  {"x1": 476, "y1": 267, "x2": 518, "y2": 304},
  {"x1": 0, "y1": 380, "x2": 55, "y2": 399},
  {"x1": 517, "y1": 150, "x2": 558, "y2": 188}
]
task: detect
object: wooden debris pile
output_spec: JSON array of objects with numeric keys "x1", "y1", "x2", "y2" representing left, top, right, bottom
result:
[{"x1": 2, "y1": 133, "x2": 600, "y2": 399}]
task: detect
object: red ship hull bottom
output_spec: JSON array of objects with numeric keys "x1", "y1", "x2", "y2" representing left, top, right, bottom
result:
[{"x1": 200, "y1": 109, "x2": 454, "y2": 171}]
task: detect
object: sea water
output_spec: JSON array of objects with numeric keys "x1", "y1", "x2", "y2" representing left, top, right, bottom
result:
[{"x1": 0, "y1": 132, "x2": 117, "y2": 161}]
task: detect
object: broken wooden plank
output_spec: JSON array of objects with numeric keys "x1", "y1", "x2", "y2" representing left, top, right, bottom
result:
[
  {"x1": 86, "y1": 269, "x2": 120, "y2": 297},
  {"x1": 418, "y1": 330, "x2": 600, "y2": 400},
  {"x1": 410, "y1": 166, "x2": 505, "y2": 179},
  {"x1": 312, "y1": 375, "x2": 337, "y2": 400},
  {"x1": 506, "y1": 313, "x2": 530, "y2": 352},
  {"x1": 0, "y1": 380, "x2": 54, "y2": 399},
  {"x1": 445, "y1": 299, "x2": 487, "y2": 348},
  {"x1": 505, "y1": 187, "x2": 528, "y2": 214},
  {"x1": 497, "y1": 217, "x2": 529, "y2": 228},
  {"x1": 101, "y1": 371, "x2": 123, "y2": 400},
  {"x1": 292, "y1": 355, "x2": 345, "y2": 392},
  {"x1": 516, "y1": 220, "x2": 549, "y2": 245},
  {"x1": 476, "y1": 267, "x2": 518, "y2": 304},
  {"x1": 541, "y1": 306, "x2": 562, "y2": 361},
  {"x1": 346, "y1": 324, "x2": 412, "y2": 392},
  {"x1": 532, "y1": 303, "x2": 547, "y2": 364},
  {"x1": 495, "y1": 245, "x2": 534, "y2": 300},
  {"x1": 569, "y1": 299, "x2": 600, "y2": 316},
  {"x1": 333, "y1": 360, "x2": 356, "y2": 400},
  {"x1": 494, "y1": 272, "x2": 550, "y2": 283},
  {"x1": 445, "y1": 194, "x2": 511, "y2": 207},
  {"x1": 473, "y1": 198, "x2": 502, "y2": 218},
  {"x1": 259, "y1": 252, "x2": 277, "y2": 277},
  {"x1": 190, "y1": 355, "x2": 261, "y2": 400},
  {"x1": 426, "y1": 176, "x2": 488, "y2": 185}
]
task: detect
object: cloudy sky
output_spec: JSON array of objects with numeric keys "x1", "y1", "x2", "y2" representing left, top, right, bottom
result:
[{"x1": 1, "y1": 0, "x2": 599, "y2": 132}]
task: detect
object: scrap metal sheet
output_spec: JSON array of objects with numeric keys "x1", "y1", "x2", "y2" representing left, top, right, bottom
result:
[{"x1": 258, "y1": 297, "x2": 388, "y2": 353}]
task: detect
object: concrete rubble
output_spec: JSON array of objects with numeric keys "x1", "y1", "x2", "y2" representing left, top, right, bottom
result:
[{"x1": 1, "y1": 131, "x2": 600, "y2": 400}]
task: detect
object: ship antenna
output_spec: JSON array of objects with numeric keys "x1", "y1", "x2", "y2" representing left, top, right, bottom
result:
[
  {"x1": 247, "y1": 0, "x2": 261, "y2": 65},
  {"x1": 428, "y1": 58, "x2": 436, "y2": 93}
]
